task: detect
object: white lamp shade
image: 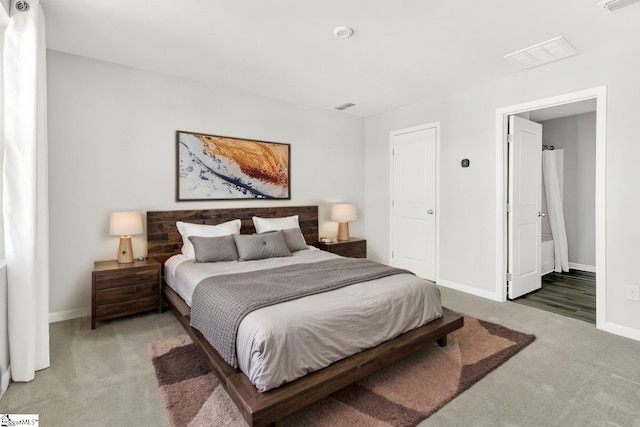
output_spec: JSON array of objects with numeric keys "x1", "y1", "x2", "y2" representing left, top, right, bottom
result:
[
  {"x1": 331, "y1": 204, "x2": 357, "y2": 222},
  {"x1": 109, "y1": 212, "x2": 143, "y2": 236}
]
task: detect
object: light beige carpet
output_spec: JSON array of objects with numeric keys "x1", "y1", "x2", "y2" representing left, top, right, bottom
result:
[{"x1": 149, "y1": 315, "x2": 535, "y2": 427}]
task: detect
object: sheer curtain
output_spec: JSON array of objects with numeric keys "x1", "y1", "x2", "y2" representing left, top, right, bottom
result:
[
  {"x1": 2, "y1": 0, "x2": 50, "y2": 388},
  {"x1": 0, "y1": 1, "x2": 9, "y2": 399},
  {"x1": 543, "y1": 149, "x2": 569, "y2": 272}
]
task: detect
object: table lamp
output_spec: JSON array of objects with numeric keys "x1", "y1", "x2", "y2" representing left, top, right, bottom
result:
[
  {"x1": 109, "y1": 212, "x2": 143, "y2": 263},
  {"x1": 331, "y1": 204, "x2": 357, "y2": 241}
]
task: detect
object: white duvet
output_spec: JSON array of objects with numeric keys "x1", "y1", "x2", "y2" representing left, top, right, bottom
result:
[{"x1": 165, "y1": 248, "x2": 442, "y2": 392}]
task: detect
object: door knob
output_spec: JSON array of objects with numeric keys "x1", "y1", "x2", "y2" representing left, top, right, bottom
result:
[
  {"x1": 427, "y1": 209, "x2": 434, "y2": 215},
  {"x1": 539, "y1": 212, "x2": 547, "y2": 217}
]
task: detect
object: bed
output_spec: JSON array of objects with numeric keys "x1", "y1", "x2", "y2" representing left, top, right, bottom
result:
[{"x1": 147, "y1": 206, "x2": 463, "y2": 427}]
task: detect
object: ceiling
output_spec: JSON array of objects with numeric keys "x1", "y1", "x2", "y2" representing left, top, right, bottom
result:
[
  {"x1": 529, "y1": 99, "x2": 597, "y2": 122},
  {"x1": 39, "y1": 0, "x2": 640, "y2": 117}
]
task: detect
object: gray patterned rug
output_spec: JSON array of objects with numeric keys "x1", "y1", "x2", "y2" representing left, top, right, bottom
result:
[{"x1": 149, "y1": 315, "x2": 535, "y2": 426}]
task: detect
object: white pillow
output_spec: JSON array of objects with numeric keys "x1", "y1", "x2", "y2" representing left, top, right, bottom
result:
[
  {"x1": 176, "y1": 219, "x2": 241, "y2": 258},
  {"x1": 252, "y1": 215, "x2": 299, "y2": 234}
]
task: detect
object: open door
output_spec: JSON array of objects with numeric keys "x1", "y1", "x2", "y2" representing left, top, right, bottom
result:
[{"x1": 508, "y1": 115, "x2": 542, "y2": 299}]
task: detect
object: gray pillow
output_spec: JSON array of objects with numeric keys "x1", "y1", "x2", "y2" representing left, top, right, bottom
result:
[
  {"x1": 281, "y1": 228, "x2": 308, "y2": 252},
  {"x1": 233, "y1": 231, "x2": 291, "y2": 261},
  {"x1": 188, "y1": 235, "x2": 239, "y2": 262}
]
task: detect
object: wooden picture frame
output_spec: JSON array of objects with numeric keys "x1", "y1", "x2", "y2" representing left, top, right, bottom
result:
[{"x1": 176, "y1": 130, "x2": 291, "y2": 201}]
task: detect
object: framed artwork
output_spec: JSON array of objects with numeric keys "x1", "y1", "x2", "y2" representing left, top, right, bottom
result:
[{"x1": 176, "y1": 130, "x2": 290, "y2": 201}]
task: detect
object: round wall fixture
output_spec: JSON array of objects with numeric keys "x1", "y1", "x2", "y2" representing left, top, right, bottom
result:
[
  {"x1": 334, "y1": 26, "x2": 354, "y2": 38},
  {"x1": 15, "y1": 0, "x2": 30, "y2": 11}
]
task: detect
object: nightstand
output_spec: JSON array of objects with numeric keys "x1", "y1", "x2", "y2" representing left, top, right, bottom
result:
[
  {"x1": 91, "y1": 258, "x2": 161, "y2": 329},
  {"x1": 315, "y1": 237, "x2": 366, "y2": 258}
]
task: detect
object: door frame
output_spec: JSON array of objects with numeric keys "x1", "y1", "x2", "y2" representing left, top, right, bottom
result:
[
  {"x1": 495, "y1": 86, "x2": 607, "y2": 329},
  {"x1": 389, "y1": 122, "x2": 441, "y2": 283}
]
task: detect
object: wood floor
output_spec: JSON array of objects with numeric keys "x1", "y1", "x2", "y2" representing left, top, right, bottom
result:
[{"x1": 512, "y1": 270, "x2": 596, "y2": 324}]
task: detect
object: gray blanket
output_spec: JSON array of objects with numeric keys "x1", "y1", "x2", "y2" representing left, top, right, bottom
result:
[{"x1": 190, "y1": 258, "x2": 412, "y2": 368}]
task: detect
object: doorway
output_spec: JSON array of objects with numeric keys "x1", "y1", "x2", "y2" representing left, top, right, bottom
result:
[
  {"x1": 513, "y1": 270, "x2": 596, "y2": 323},
  {"x1": 495, "y1": 87, "x2": 607, "y2": 329},
  {"x1": 389, "y1": 123, "x2": 439, "y2": 281},
  {"x1": 512, "y1": 104, "x2": 598, "y2": 323}
]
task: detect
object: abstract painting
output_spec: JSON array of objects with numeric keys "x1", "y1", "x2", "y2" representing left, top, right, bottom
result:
[{"x1": 177, "y1": 131, "x2": 290, "y2": 200}]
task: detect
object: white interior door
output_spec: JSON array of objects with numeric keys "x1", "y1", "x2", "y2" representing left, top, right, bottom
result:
[
  {"x1": 508, "y1": 115, "x2": 542, "y2": 299},
  {"x1": 390, "y1": 125, "x2": 437, "y2": 281}
]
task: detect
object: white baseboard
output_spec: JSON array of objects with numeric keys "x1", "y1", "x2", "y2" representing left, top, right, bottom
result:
[
  {"x1": 569, "y1": 262, "x2": 596, "y2": 273},
  {"x1": 541, "y1": 262, "x2": 554, "y2": 276},
  {"x1": 437, "y1": 279, "x2": 503, "y2": 302},
  {"x1": 601, "y1": 321, "x2": 640, "y2": 342},
  {"x1": 49, "y1": 307, "x2": 90, "y2": 323}
]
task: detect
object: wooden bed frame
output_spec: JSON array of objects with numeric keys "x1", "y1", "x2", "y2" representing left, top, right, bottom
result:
[{"x1": 147, "y1": 206, "x2": 464, "y2": 427}]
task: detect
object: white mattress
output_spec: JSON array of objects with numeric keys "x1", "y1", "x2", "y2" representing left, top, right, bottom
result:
[{"x1": 165, "y1": 248, "x2": 442, "y2": 392}]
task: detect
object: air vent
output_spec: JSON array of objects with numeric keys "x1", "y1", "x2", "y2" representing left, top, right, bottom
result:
[
  {"x1": 504, "y1": 36, "x2": 578, "y2": 70},
  {"x1": 597, "y1": 0, "x2": 640, "y2": 13},
  {"x1": 334, "y1": 102, "x2": 356, "y2": 111}
]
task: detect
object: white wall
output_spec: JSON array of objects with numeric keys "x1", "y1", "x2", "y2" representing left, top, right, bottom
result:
[
  {"x1": 47, "y1": 51, "x2": 365, "y2": 319},
  {"x1": 541, "y1": 112, "x2": 596, "y2": 268},
  {"x1": 365, "y1": 41, "x2": 640, "y2": 334}
]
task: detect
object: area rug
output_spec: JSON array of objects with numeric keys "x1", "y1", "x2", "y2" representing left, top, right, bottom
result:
[{"x1": 149, "y1": 315, "x2": 535, "y2": 427}]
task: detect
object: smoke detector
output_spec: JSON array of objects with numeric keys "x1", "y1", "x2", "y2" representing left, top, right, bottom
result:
[
  {"x1": 334, "y1": 26, "x2": 354, "y2": 38},
  {"x1": 597, "y1": 0, "x2": 640, "y2": 13}
]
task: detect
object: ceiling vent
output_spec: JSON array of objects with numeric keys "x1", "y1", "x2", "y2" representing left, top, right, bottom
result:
[
  {"x1": 334, "y1": 102, "x2": 356, "y2": 111},
  {"x1": 504, "y1": 36, "x2": 578, "y2": 70},
  {"x1": 597, "y1": 0, "x2": 640, "y2": 13}
]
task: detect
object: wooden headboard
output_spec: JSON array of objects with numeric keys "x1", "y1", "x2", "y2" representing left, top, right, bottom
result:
[{"x1": 147, "y1": 205, "x2": 318, "y2": 267}]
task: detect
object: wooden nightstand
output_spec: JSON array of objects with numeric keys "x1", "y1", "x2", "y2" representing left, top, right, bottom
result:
[
  {"x1": 315, "y1": 237, "x2": 366, "y2": 258},
  {"x1": 91, "y1": 258, "x2": 162, "y2": 329}
]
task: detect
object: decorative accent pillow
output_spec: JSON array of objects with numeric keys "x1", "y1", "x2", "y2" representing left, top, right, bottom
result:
[
  {"x1": 281, "y1": 228, "x2": 308, "y2": 252},
  {"x1": 233, "y1": 231, "x2": 291, "y2": 261},
  {"x1": 176, "y1": 219, "x2": 241, "y2": 258},
  {"x1": 188, "y1": 235, "x2": 239, "y2": 263},
  {"x1": 252, "y1": 215, "x2": 299, "y2": 234}
]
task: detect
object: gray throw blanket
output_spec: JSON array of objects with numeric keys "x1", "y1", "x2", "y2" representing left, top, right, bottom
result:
[{"x1": 190, "y1": 258, "x2": 412, "y2": 368}]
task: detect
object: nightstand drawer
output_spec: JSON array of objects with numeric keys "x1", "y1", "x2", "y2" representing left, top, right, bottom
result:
[
  {"x1": 95, "y1": 282, "x2": 159, "y2": 305},
  {"x1": 95, "y1": 295, "x2": 160, "y2": 319},
  {"x1": 316, "y1": 237, "x2": 366, "y2": 258},
  {"x1": 331, "y1": 241, "x2": 366, "y2": 258},
  {"x1": 94, "y1": 267, "x2": 159, "y2": 290}
]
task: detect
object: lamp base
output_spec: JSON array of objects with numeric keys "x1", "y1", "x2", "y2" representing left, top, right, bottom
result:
[
  {"x1": 337, "y1": 221, "x2": 350, "y2": 241},
  {"x1": 117, "y1": 236, "x2": 134, "y2": 264}
]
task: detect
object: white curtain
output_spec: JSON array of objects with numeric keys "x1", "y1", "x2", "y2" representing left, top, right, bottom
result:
[
  {"x1": 2, "y1": 0, "x2": 50, "y2": 385},
  {"x1": 542, "y1": 149, "x2": 569, "y2": 272},
  {"x1": 0, "y1": 1, "x2": 9, "y2": 399}
]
